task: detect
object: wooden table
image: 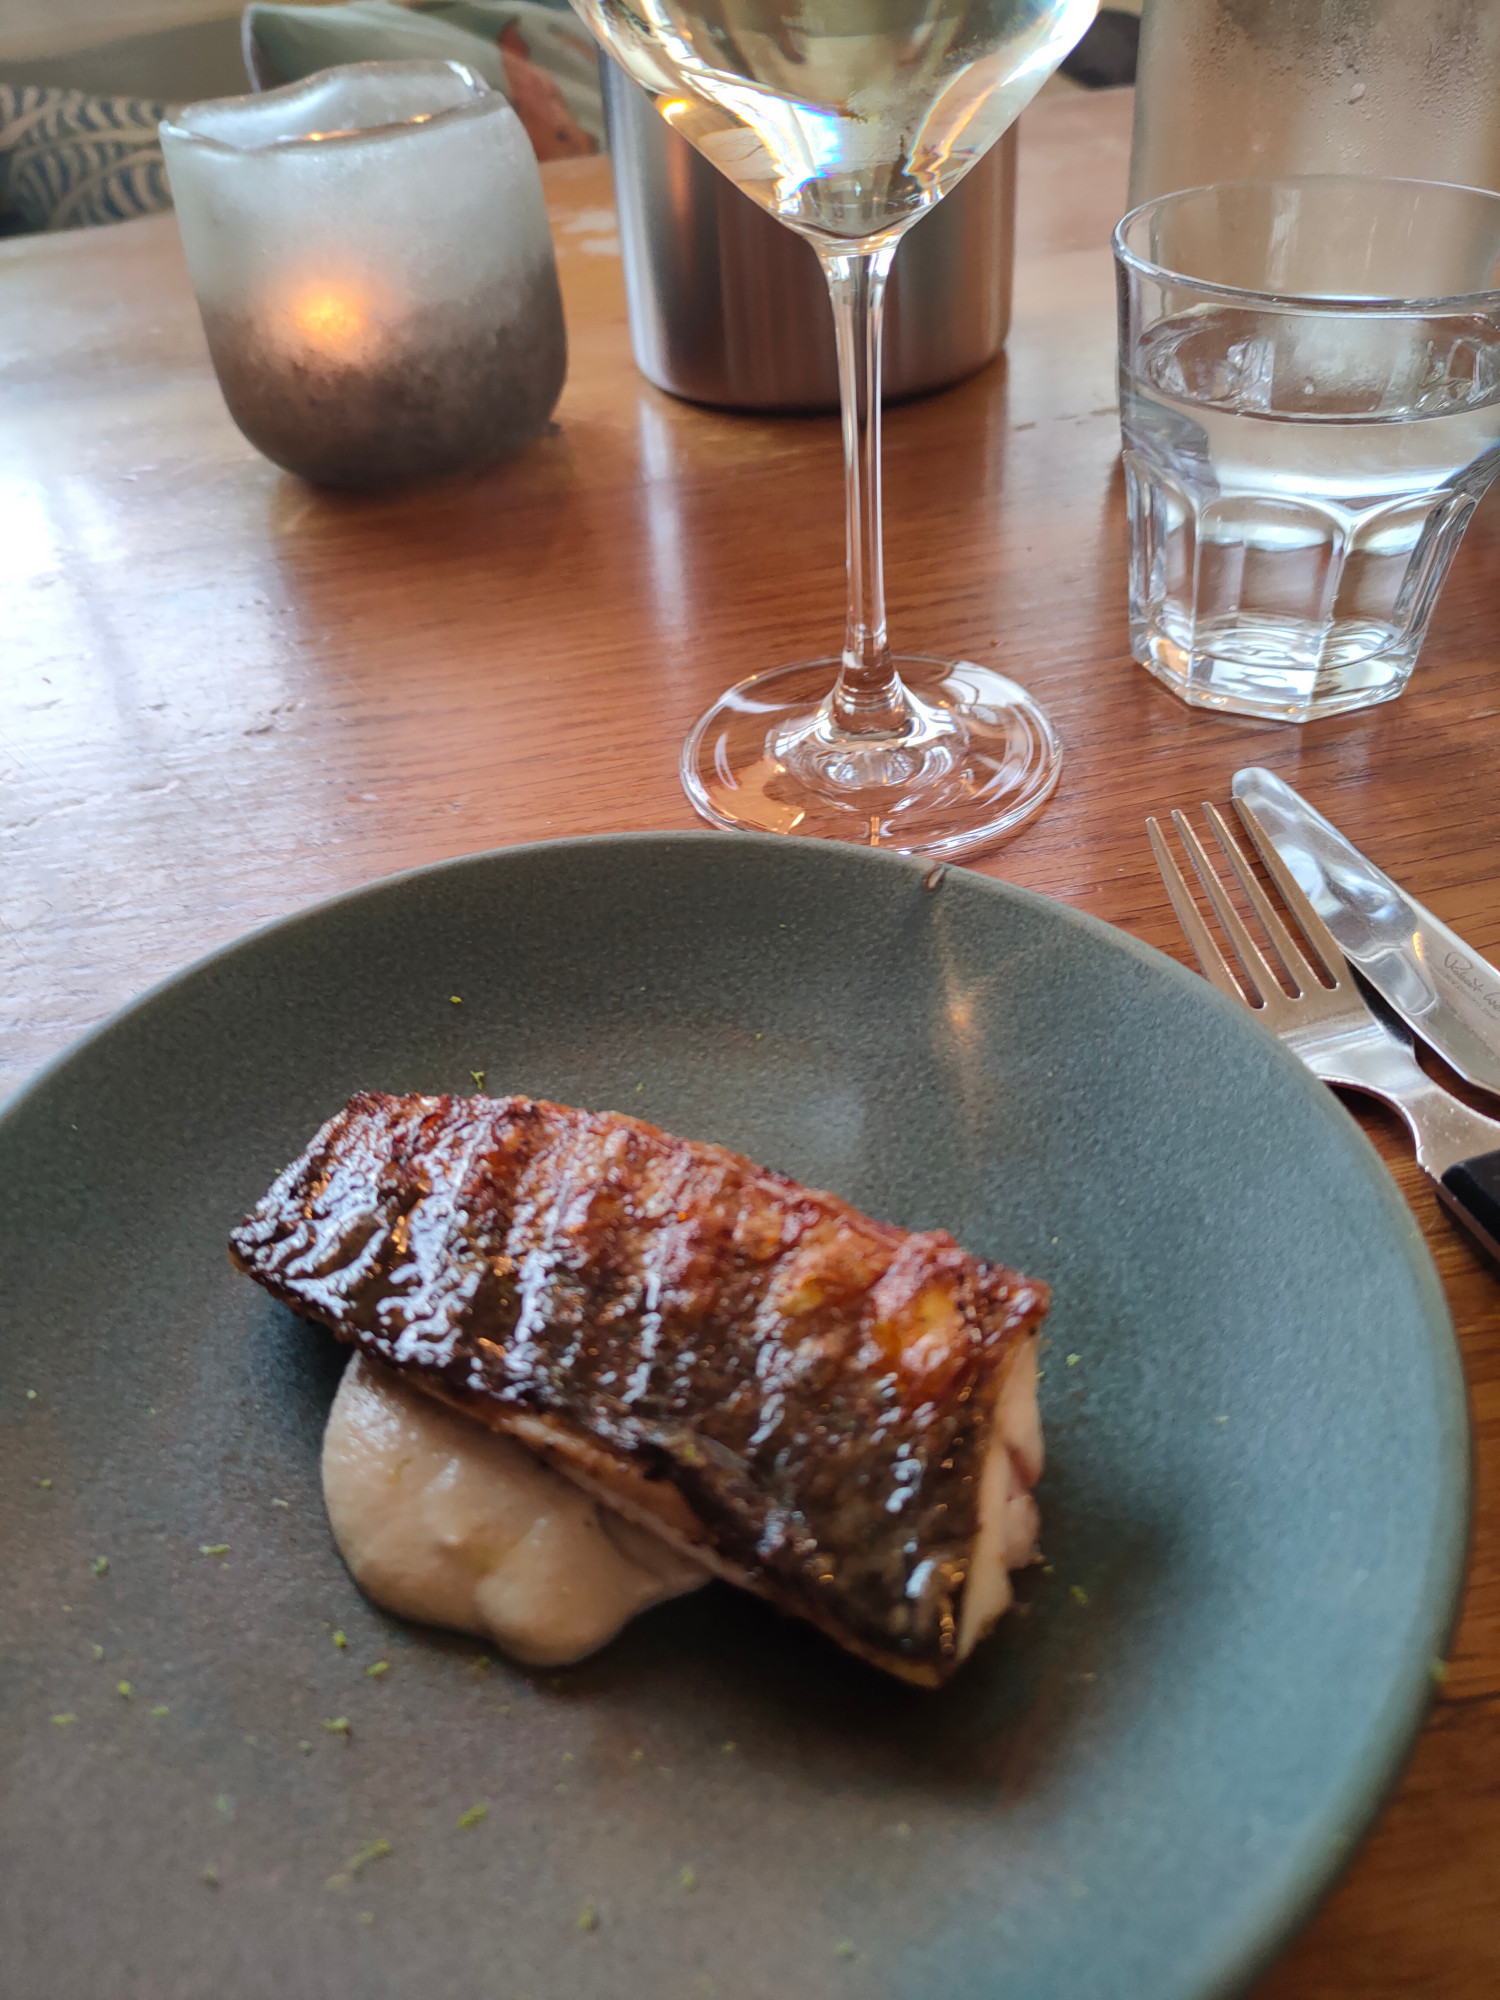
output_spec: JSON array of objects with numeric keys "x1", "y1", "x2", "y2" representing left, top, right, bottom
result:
[{"x1": 4, "y1": 88, "x2": 1497, "y2": 1997}]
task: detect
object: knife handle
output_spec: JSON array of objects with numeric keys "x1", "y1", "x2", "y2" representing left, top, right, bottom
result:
[{"x1": 1436, "y1": 1151, "x2": 1500, "y2": 1269}]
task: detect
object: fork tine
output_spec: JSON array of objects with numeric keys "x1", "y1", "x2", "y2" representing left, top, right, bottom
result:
[
  {"x1": 1231, "y1": 798, "x2": 1348, "y2": 986},
  {"x1": 1201, "y1": 801, "x2": 1324, "y2": 994},
  {"x1": 1146, "y1": 815, "x2": 1252, "y2": 1005},
  {"x1": 1169, "y1": 809, "x2": 1287, "y2": 1008}
]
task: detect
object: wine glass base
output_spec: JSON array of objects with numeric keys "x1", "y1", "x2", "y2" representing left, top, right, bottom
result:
[{"x1": 681, "y1": 656, "x2": 1062, "y2": 860}]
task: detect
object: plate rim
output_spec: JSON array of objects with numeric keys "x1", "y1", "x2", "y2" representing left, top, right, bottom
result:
[{"x1": 0, "y1": 828, "x2": 1473, "y2": 1998}]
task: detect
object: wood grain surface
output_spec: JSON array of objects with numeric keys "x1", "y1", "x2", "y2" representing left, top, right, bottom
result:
[{"x1": 4, "y1": 85, "x2": 1498, "y2": 1996}]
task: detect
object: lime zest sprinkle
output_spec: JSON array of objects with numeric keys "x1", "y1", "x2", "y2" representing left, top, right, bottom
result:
[
  {"x1": 679, "y1": 1866, "x2": 696, "y2": 1890},
  {"x1": 892, "y1": 1822, "x2": 912, "y2": 1837},
  {"x1": 202, "y1": 1866, "x2": 220, "y2": 1888},
  {"x1": 1070, "y1": 1585, "x2": 1089, "y2": 1607},
  {"x1": 298, "y1": 1740, "x2": 312, "y2": 1752},
  {"x1": 214, "y1": 1795, "x2": 234, "y2": 1816},
  {"x1": 561, "y1": 1751, "x2": 574, "y2": 1763},
  {"x1": 51, "y1": 1712, "x2": 77, "y2": 1726},
  {"x1": 720, "y1": 1740, "x2": 737, "y2": 1754},
  {"x1": 26, "y1": 1389, "x2": 37, "y2": 1401},
  {"x1": 270, "y1": 1498, "x2": 290, "y2": 1509},
  {"x1": 39, "y1": 1478, "x2": 52, "y2": 1489},
  {"x1": 199, "y1": 1544, "x2": 230, "y2": 1557},
  {"x1": 1065, "y1": 1353, "x2": 1080, "y2": 1367},
  {"x1": 92, "y1": 1557, "x2": 109, "y2": 1576},
  {"x1": 151, "y1": 1705, "x2": 170, "y2": 1718},
  {"x1": 365, "y1": 1660, "x2": 388, "y2": 1678},
  {"x1": 345, "y1": 1840, "x2": 391, "y2": 1877},
  {"x1": 457, "y1": 1803, "x2": 488, "y2": 1830},
  {"x1": 91, "y1": 1644, "x2": 104, "y2": 1661},
  {"x1": 323, "y1": 1716, "x2": 351, "y2": 1736},
  {"x1": 333, "y1": 1631, "x2": 348, "y2": 1650},
  {"x1": 357, "y1": 1911, "x2": 374, "y2": 1925},
  {"x1": 834, "y1": 1941, "x2": 857, "y2": 1960},
  {"x1": 116, "y1": 1681, "x2": 132, "y2": 1699},
  {"x1": 629, "y1": 1748, "x2": 645, "y2": 1762},
  {"x1": 577, "y1": 1902, "x2": 599, "y2": 1932},
  {"x1": 450, "y1": 995, "x2": 462, "y2": 1005},
  {"x1": 1430, "y1": 1657, "x2": 1450, "y2": 1684},
  {"x1": 470, "y1": 1071, "x2": 486, "y2": 1087}
]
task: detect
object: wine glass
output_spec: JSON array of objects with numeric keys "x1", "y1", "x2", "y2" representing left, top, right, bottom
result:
[{"x1": 570, "y1": 0, "x2": 1098, "y2": 857}]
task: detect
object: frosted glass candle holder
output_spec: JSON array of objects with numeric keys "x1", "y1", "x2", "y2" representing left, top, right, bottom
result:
[{"x1": 160, "y1": 62, "x2": 566, "y2": 488}]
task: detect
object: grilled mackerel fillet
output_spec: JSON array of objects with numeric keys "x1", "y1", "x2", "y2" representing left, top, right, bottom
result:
[{"x1": 229, "y1": 1092, "x2": 1050, "y2": 1686}]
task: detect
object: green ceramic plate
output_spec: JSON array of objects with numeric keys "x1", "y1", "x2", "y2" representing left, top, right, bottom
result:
[{"x1": 0, "y1": 834, "x2": 1468, "y2": 2000}]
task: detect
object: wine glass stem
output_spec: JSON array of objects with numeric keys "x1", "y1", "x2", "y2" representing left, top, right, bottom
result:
[{"x1": 820, "y1": 244, "x2": 908, "y2": 737}]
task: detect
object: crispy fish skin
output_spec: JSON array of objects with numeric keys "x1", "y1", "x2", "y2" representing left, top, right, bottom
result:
[{"x1": 229, "y1": 1092, "x2": 1050, "y2": 1685}]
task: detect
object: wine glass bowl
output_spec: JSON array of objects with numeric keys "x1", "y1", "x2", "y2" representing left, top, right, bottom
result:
[
  {"x1": 576, "y1": 0, "x2": 1098, "y2": 246},
  {"x1": 570, "y1": 0, "x2": 1098, "y2": 855}
]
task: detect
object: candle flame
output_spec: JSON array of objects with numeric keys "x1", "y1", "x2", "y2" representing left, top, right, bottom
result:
[{"x1": 288, "y1": 284, "x2": 370, "y2": 358}]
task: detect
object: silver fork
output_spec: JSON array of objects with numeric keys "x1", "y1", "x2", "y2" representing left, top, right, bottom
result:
[{"x1": 1148, "y1": 800, "x2": 1500, "y2": 1264}]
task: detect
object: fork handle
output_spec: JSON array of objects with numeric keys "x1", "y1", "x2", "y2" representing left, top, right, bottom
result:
[
  {"x1": 1436, "y1": 1153, "x2": 1500, "y2": 1269},
  {"x1": 1311, "y1": 1049, "x2": 1500, "y2": 1265},
  {"x1": 1311, "y1": 1044, "x2": 1500, "y2": 1176}
]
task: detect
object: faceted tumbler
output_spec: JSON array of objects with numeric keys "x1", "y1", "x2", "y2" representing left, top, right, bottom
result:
[{"x1": 1116, "y1": 177, "x2": 1500, "y2": 721}]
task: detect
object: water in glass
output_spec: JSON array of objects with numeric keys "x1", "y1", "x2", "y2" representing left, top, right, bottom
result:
[
  {"x1": 1123, "y1": 304, "x2": 1500, "y2": 720},
  {"x1": 1117, "y1": 177, "x2": 1500, "y2": 724}
]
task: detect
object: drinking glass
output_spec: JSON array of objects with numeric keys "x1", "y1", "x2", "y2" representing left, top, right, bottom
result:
[
  {"x1": 570, "y1": 1, "x2": 1099, "y2": 857},
  {"x1": 1129, "y1": 0, "x2": 1500, "y2": 208},
  {"x1": 1117, "y1": 177, "x2": 1500, "y2": 722}
]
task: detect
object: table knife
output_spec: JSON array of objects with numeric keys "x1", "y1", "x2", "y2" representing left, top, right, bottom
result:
[{"x1": 1232, "y1": 765, "x2": 1500, "y2": 1100}]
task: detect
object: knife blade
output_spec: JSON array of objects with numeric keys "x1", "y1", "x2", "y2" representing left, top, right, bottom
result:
[{"x1": 1231, "y1": 765, "x2": 1500, "y2": 1099}]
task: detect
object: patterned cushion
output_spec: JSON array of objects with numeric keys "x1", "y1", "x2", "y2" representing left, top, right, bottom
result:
[{"x1": 0, "y1": 83, "x2": 172, "y2": 235}]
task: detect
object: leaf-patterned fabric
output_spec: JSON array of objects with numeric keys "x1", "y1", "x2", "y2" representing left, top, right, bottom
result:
[
  {"x1": 0, "y1": 84, "x2": 173, "y2": 235},
  {"x1": 0, "y1": 0, "x2": 607, "y2": 232}
]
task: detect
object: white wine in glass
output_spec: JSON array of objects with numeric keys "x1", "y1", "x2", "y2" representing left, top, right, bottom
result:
[{"x1": 572, "y1": 0, "x2": 1099, "y2": 856}]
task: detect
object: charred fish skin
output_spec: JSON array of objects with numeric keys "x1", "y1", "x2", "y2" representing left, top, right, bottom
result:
[{"x1": 230, "y1": 1093, "x2": 1050, "y2": 1685}]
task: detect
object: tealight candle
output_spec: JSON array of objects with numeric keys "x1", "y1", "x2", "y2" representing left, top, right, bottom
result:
[{"x1": 160, "y1": 61, "x2": 566, "y2": 488}]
